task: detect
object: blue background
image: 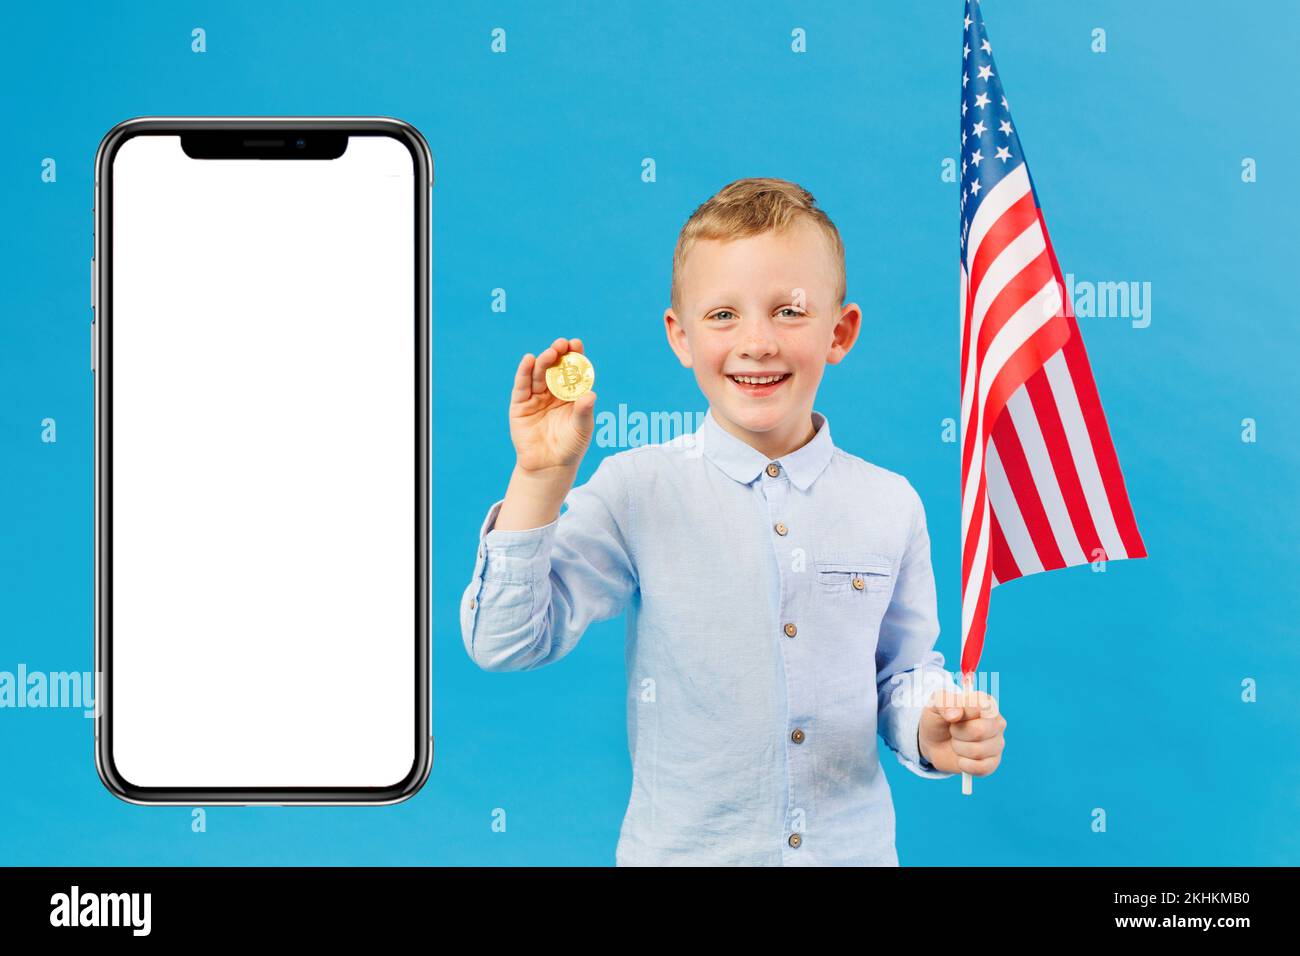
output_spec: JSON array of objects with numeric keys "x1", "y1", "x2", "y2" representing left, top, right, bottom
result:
[{"x1": 2, "y1": 0, "x2": 1296, "y2": 865}]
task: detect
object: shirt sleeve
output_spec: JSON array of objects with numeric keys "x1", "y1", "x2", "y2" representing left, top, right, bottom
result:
[
  {"x1": 460, "y1": 454, "x2": 637, "y2": 672},
  {"x1": 875, "y1": 481, "x2": 965, "y2": 780}
]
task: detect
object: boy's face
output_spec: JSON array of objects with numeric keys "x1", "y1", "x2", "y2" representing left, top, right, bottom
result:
[{"x1": 664, "y1": 219, "x2": 861, "y2": 454}]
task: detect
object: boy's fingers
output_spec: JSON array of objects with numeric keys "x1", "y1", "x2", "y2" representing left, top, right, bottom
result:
[
  {"x1": 957, "y1": 754, "x2": 1000, "y2": 776},
  {"x1": 569, "y1": 338, "x2": 583, "y2": 353},
  {"x1": 572, "y1": 390, "x2": 597, "y2": 425},
  {"x1": 532, "y1": 347, "x2": 557, "y2": 392},
  {"x1": 966, "y1": 690, "x2": 999, "y2": 719},
  {"x1": 956, "y1": 723, "x2": 1003, "y2": 749},
  {"x1": 532, "y1": 338, "x2": 578, "y2": 392},
  {"x1": 927, "y1": 689, "x2": 966, "y2": 722},
  {"x1": 950, "y1": 716, "x2": 1005, "y2": 741},
  {"x1": 936, "y1": 689, "x2": 998, "y2": 722},
  {"x1": 512, "y1": 354, "x2": 536, "y2": 402},
  {"x1": 950, "y1": 737, "x2": 996, "y2": 759}
]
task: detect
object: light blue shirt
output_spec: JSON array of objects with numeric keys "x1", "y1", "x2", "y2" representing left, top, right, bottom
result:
[{"x1": 461, "y1": 408, "x2": 964, "y2": 865}]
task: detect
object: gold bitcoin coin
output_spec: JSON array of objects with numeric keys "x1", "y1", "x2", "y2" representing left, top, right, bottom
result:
[{"x1": 545, "y1": 351, "x2": 595, "y2": 402}]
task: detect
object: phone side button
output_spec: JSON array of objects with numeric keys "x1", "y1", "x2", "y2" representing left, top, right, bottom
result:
[
  {"x1": 91, "y1": 322, "x2": 96, "y2": 374},
  {"x1": 91, "y1": 257, "x2": 96, "y2": 312}
]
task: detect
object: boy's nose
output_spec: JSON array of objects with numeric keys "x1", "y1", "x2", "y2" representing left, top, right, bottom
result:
[
  {"x1": 739, "y1": 340, "x2": 778, "y2": 360},
  {"x1": 738, "y1": 324, "x2": 778, "y2": 359}
]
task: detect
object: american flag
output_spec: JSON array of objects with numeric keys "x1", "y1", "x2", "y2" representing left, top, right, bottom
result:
[{"x1": 958, "y1": 1, "x2": 1146, "y2": 685}]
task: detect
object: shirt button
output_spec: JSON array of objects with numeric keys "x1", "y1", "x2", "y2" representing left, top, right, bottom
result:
[
  {"x1": 791, "y1": 728, "x2": 805, "y2": 744},
  {"x1": 783, "y1": 623, "x2": 797, "y2": 638},
  {"x1": 774, "y1": 522, "x2": 788, "y2": 536},
  {"x1": 851, "y1": 576, "x2": 865, "y2": 590},
  {"x1": 788, "y1": 833, "x2": 802, "y2": 848},
  {"x1": 765, "y1": 463, "x2": 780, "y2": 477},
  {"x1": 469, "y1": 597, "x2": 477, "y2": 609}
]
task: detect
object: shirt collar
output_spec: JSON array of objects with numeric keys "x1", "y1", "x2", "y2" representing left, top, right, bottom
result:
[{"x1": 696, "y1": 408, "x2": 835, "y2": 491}]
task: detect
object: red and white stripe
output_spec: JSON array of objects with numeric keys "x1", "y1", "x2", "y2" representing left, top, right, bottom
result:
[{"x1": 959, "y1": 163, "x2": 1146, "y2": 677}]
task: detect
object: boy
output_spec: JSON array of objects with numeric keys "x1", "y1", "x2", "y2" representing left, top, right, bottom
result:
[{"x1": 460, "y1": 178, "x2": 1007, "y2": 866}]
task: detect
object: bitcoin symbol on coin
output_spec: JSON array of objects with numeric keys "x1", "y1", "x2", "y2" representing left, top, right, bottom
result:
[{"x1": 545, "y1": 352, "x2": 595, "y2": 402}]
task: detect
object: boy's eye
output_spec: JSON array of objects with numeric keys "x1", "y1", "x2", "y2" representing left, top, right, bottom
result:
[{"x1": 707, "y1": 308, "x2": 805, "y2": 321}]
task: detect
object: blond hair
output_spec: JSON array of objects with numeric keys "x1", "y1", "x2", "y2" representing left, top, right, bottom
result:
[{"x1": 670, "y1": 177, "x2": 846, "y2": 314}]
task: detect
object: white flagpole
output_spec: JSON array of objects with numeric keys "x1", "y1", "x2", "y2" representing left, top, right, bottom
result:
[{"x1": 961, "y1": 670, "x2": 974, "y2": 795}]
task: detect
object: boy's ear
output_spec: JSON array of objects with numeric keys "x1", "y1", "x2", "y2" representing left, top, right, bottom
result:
[
  {"x1": 664, "y1": 308, "x2": 693, "y2": 368},
  {"x1": 826, "y1": 302, "x2": 862, "y2": 365}
]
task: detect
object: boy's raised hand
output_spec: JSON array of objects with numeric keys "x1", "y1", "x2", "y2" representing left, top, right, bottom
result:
[
  {"x1": 917, "y1": 689, "x2": 1007, "y2": 778},
  {"x1": 509, "y1": 337, "x2": 598, "y2": 474}
]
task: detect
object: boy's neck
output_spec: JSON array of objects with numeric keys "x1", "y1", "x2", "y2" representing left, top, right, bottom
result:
[{"x1": 713, "y1": 410, "x2": 818, "y2": 461}]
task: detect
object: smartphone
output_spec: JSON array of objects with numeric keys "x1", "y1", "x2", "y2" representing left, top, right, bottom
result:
[{"x1": 93, "y1": 117, "x2": 432, "y2": 805}]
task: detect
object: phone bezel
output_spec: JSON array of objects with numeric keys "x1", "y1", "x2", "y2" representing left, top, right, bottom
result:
[{"x1": 93, "y1": 117, "x2": 433, "y2": 806}]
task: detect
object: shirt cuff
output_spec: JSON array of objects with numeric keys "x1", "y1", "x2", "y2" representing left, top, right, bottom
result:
[
  {"x1": 472, "y1": 499, "x2": 559, "y2": 584},
  {"x1": 462, "y1": 499, "x2": 561, "y2": 655},
  {"x1": 887, "y1": 671, "x2": 964, "y2": 780}
]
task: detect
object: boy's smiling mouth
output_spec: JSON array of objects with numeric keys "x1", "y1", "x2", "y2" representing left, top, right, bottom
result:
[{"x1": 726, "y1": 371, "x2": 792, "y2": 396}]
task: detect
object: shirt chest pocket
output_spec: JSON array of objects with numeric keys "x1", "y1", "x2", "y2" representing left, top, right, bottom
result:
[{"x1": 815, "y1": 554, "x2": 894, "y2": 595}]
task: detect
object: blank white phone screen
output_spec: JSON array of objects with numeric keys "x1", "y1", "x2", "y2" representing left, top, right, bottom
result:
[{"x1": 110, "y1": 134, "x2": 415, "y2": 789}]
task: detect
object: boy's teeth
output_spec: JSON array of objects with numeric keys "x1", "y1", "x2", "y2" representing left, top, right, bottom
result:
[{"x1": 732, "y1": 374, "x2": 788, "y2": 385}]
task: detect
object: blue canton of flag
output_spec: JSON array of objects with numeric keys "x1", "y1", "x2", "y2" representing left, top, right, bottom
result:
[{"x1": 960, "y1": 2, "x2": 1026, "y2": 250}]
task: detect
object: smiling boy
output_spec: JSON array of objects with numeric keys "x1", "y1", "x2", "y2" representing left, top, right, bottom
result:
[{"x1": 460, "y1": 177, "x2": 1007, "y2": 866}]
